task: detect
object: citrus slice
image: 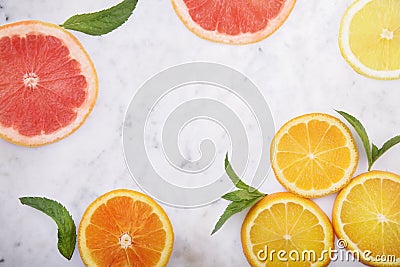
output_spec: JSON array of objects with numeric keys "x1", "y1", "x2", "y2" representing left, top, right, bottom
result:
[
  {"x1": 339, "y1": 0, "x2": 400, "y2": 79},
  {"x1": 241, "y1": 192, "x2": 334, "y2": 267},
  {"x1": 270, "y1": 113, "x2": 358, "y2": 198},
  {"x1": 0, "y1": 20, "x2": 98, "y2": 146},
  {"x1": 78, "y1": 189, "x2": 174, "y2": 267},
  {"x1": 171, "y1": 0, "x2": 296, "y2": 44},
  {"x1": 333, "y1": 171, "x2": 400, "y2": 266}
]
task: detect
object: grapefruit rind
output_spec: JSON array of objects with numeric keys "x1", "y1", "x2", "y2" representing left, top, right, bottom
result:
[
  {"x1": 0, "y1": 20, "x2": 98, "y2": 147},
  {"x1": 171, "y1": 0, "x2": 296, "y2": 44},
  {"x1": 332, "y1": 171, "x2": 400, "y2": 267},
  {"x1": 241, "y1": 192, "x2": 334, "y2": 267},
  {"x1": 78, "y1": 189, "x2": 174, "y2": 267},
  {"x1": 270, "y1": 113, "x2": 358, "y2": 198},
  {"x1": 339, "y1": 0, "x2": 400, "y2": 80}
]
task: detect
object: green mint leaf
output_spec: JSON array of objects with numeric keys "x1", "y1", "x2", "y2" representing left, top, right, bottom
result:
[
  {"x1": 336, "y1": 110, "x2": 372, "y2": 167},
  {"x1": 337, "y1": 111, "x2": 400, "y2": 171},
  {"x1": 212, "y1": 155, "x2": 267, "y2": 235},
  {"x1": 378, "y1": 135, "x2": 400, "y2": 157},
  {"x1": 19, "y1": 197, "x2": 76, "y2": 260},
  {"x1": 370, "y1": 136, "x2": 400, "y2": 170},
  {"x1": 60, "y1": 0, "x2": 138, "y2": 35},
  {"x1": 211, "y1": 196, "x2": 264, "y2": 235},
  {"x1": 225, "y1": 154, "x2": 262, "y2": 194},
  {"x1": 372, "y1": 143, "x2": 379, "y2": 161},
  {"x1": 222, "y1": 190, "x2": 265, "y2": 202}
]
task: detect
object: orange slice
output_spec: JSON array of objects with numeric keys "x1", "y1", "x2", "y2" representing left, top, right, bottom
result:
[
  {"x1": 0, "y1": 20, "x2": 98, "y2": 147},
  {"x1": 171, "y1": 0, "x2": 296, "y2": 44},
  {"x1": 241, "y1": 192, "x2": 334, "y2": 267},
  {"x1": 333, "y1": 171, "x2": 400, "y2": 266},
  {"x1": 78, "y1": 189, "x2": 174, "y2": 267},
  {"x1": 271, "y1": 113, "x2": 358, "y2": 198}
]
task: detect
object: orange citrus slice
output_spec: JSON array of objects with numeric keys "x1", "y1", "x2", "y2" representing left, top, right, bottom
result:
[
  {"x1": 333, "y1": 171, "x2": 400, "y2": 266},
  {"x1": 241, "y1": 192, "x2": 334, "y2": 267},
  {"x1": 0, "y1": 20, "x2": 98, "y2": 147},
  {"x1": 270, "y1": 113, "x2": 358, "y2": 198},
  {"x1": 339, "y1": 0, "x2": 400, "y2": 79},
  {"x1": 78, "y1": 189, "x2": 174, "y2": 267},
  {"x1": 171, "y1": 0, "x2": 296, "y2": 44}
]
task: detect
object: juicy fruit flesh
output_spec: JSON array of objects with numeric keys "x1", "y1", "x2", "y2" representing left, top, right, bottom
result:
[
  {"x1": 183, "y1": 0, "x2": 285, "y2": 35},
  {"x1": 0, "y1": 33, "x2": 87, "y2": 137},
  {"x1": 349, "y1": 0, "x2": 400, "y2": 70},
  {"x1": 276, "y1": 119, "x2": 351, "y2": 191},
  {"x1": 86, "y1": 196, "x2": 167, "y2": 266},
  {"x1": 340, "y1": 178, "x2": 400, "y2": 258},
  {"x1": 249, "y1": 200, "x2": 329, "y2": 266}
]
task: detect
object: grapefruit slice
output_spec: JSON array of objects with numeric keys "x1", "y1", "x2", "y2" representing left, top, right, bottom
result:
[
  {"x1": 0, "y1": 20, "x2": 98, "y2": 147},
  {"x1": 171, "y1": 0, "x2": 296, "y2": 44},
  {"x1": 78, "y1": 189, "x2": 174, "y2": 267}
]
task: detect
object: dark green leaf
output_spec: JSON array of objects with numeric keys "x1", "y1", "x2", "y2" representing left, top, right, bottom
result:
[
  {"x1": 336, "y1": 110, "x2": 372, "y2": 167},
  {"x1": 211, "y1": 196, "x2": 264, "y2": 235},
  {"x1": 225, "y1": 154, "x2": 262, "y2": 194},
  {"x1": 212, "y1": 155, "x2": 267, "y2": 235},
  {"x1": 222, "y1": 190, "x2": 265, "y2": 202},
  {"x1": 61, "y1": 0, "x2": 137, "y2": 35},
  {"x1": 372, "y1": 143, "x2": 379, "y2": 161},
  {"x1": 19, "y1": 197, "x2": 76, "y2": 260},
  {"x1": 369, "y1": 136, "x2": 400, "y2": 170},
  {"x1": 378, "y1": 135, "x2": 400, "y2": 158}
]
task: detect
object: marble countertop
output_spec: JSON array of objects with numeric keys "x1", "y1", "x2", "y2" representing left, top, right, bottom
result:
[{"x1": 1, "y1": 0, "x2": 400, "y2": 266}]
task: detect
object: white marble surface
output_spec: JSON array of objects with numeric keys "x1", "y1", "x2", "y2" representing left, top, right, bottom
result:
[{"x1": 1, "y1": 0, "x2": 400, "y2": 266}]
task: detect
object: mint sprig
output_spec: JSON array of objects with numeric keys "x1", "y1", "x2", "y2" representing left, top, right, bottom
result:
[
  {"x1": 61, "y1": 0, "x2": 138, "y2": 36},
  {"x1": 19, "y1": 197, "x2": 76, "y2": 260},
  {"x1": 337, "y1": 110, "x2": 400, "y2": 171},
  {"x1": 211, "y1": 155, "x2": 266, "y2": 235}
]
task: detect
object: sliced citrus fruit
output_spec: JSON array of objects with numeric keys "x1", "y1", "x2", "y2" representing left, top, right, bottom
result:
[
  {"x1": 339, "y1": 0, "x2": 400, "y2": 79},
  {"x1": 78, "y1": 189, "x2": 174, "y2": 267},
  {"x1": 171, "y1": 0, "x2": 296, "y2": 44},
  {"x1": 0, "y1": 20, "x2": 98, "y2": 146},
  {"x1": 270, "y1": 113, "x2": 358, "y2": 198},
  {"x1": 333, "y1": 171, "x2": 400, "y2": 266},
  {"x1": 241, "y1": 192, "x2": 334, "y2": 267}
]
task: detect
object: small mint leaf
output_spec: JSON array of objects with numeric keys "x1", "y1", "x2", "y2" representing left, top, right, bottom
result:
[
  {"x1": 211, "y1": 196, "x2": 264, "y2": 235},
  {"x1": 19, "y1": 197, "x2": 76, "y2": 260},
  {"x1": 370, "y1": 136, "x2": 400, "y2": 170},
  {"x1": 336, "y1": 110, "x2": 372, "y2": 168},
  {"x1": 378, "y1": 135, "x2": 400, "y2": 157},
  {"x1": 61, "y1": 0, "x2": 137, "y2": 35},
  {"x1": 225, "y1": 154, "x2": 262, "y2": 194},
  {"x1": 371, "y1": 143, "x2": 379, "y2": 164},
  {"x1": 212, "y1": 156, "x2": 267, "y2": 235},
  {"x1": 222, "y1": 190, "x2": 265, "y2": 202}
]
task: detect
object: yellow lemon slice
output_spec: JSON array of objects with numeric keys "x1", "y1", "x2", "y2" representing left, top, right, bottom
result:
[{"x1": 339, "y1": 0, "x2": 400, "y2": 79}]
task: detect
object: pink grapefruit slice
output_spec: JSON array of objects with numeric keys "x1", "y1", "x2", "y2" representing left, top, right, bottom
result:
[
  {"x1": 171, "y1": 0, "x2": 296, "y2": 44},
  {"x1": 0, "y1": 20, "x2": 98, "y2": 147}
]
